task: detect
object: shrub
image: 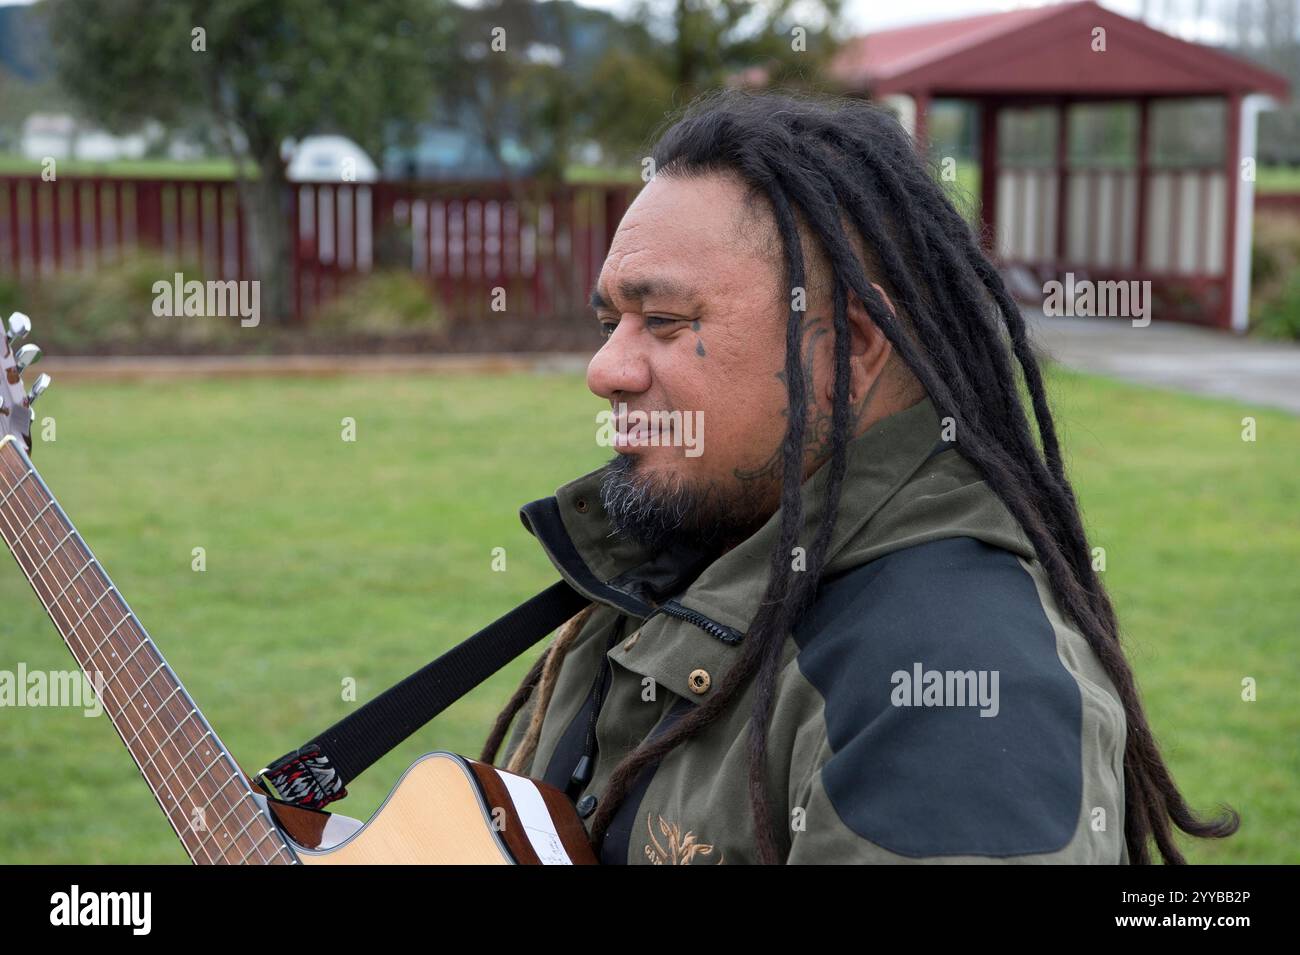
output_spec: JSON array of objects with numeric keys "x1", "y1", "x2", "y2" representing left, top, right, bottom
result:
[
  {"x1": 313, "y1": 269, "x2": 444, "y2": 335},
  {"x1": 1251, "y1": 213, "x2": 1300, "y2": 340},
  {"x1": 0, "y1": 252, "x2": 243, "y2": 353}
]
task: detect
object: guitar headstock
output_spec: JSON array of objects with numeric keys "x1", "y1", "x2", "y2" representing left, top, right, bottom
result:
[{"x1": 0, "y1": 312, "x2": 51, "y2": 454}]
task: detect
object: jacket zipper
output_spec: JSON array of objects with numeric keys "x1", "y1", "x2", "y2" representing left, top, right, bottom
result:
[{"x1": 652, "y1": 599, "x2": 744, "y2": 645}]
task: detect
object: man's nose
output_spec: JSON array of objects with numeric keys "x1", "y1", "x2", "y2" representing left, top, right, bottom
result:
[{"x1": 587, "y1": 320, "x2": 651, "y2": 398}]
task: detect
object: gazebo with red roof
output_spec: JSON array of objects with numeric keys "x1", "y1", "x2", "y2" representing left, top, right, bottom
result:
[{"x1": 827, "y1": 0, "x2": 1290, "y2": 331}]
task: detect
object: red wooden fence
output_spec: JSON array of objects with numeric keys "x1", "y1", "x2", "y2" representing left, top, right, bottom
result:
[
  {"x1": 1255, "y1": 191, "x2": 1300, "y2": 216},
  {"x1": 0, "y1": 174, "x2": 641, "y2": 324}
]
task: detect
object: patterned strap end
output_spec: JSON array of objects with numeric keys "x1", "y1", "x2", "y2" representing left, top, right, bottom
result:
[{"x1": 261, "y1": 744, "x2": 348, "y2": 809}]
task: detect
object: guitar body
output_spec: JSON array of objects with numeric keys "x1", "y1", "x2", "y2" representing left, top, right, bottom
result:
[{"x1": 279, "y1": 752, "x2": 597, "y2": 865}]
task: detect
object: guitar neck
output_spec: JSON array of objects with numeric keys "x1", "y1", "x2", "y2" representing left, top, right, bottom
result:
[{"x1": 0, "y1": 436, "x2": 294, "y2": 864}]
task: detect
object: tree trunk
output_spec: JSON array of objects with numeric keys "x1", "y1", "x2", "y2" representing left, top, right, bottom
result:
[{"x1": 248, "y1": 158, "x2": 292, "y2": 323}]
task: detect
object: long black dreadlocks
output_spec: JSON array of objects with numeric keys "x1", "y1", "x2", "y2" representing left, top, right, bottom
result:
[{"x1": 482, "y1": 88, "x2": 1240, "y2": 865}]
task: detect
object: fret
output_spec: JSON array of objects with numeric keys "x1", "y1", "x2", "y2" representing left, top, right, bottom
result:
[
  {"x1": 86, "y1": 610, "x2": 132, "y2": 659},
  {"x1": 264, "y1": 830, "x2": 296, "y2": 865},
  {"x1": 135, "y1": 660, "x2": 167, "y2": 691},
  {"x1": 202, "y1": 782, "x2": 269, "y2": 859},
  {"x1": 235, "y1": 825, "x2": 280, "y2": 865},
  {"x1": 187, "y1": 775, "x2": 252, "y2": 857},
  {"x1": 182, "y1": 774, "x2": 249, "y2": 862},
  {"x1": 170, "y1": 730, "x2": 215, "y2": 775},
  {"x1": 13, "y1": 500, "x2": 55, "y2": 544},
  {"x1": 178, "y1": 756, "x2": 230, "y2": 803},
  {"x1": 101, "y1": 642, "x2": 157, "y2": 709},
  {"x1": 185, "y1": 774, "x2": 248, "y2": 862},
  {"x1": 207, "y1": 781, "x2": 255, "y2": 836},
  {"x1": 71, "y1": 584, "x2": 116, "y2": 633},
  {"x1": 0, "y1": 467, "x2": 33, "y2": 507},
  {"x1": 222, "y1": 808, "x2": 265, "y2": 863},
  {"x1": 122, "y1": 662, "x2": 169, "y2": 717},
  {"x1": 30, "y1": 529, "x2": 75, "y2": 577},
  {"x1": 123, "y1": 685, "x2": 183, "y2": 749},
  {"x1": 175, "y1": 774, "x2": 241, "y2": 862},
  {"x1": 134, "y1": 710, "x2": 205, "y2": 781},
  {"x1": 152, "y1": 708, "x2": 199, "y2": 753},
  {"x1": 144, "y1": 722, "x2": 210, "y2": 795},
  {"x1": 104, "y1": 636, "x2": 152, "y2": 684},
  {"x1": 50, "y1": 557, "x2": 96, "y2": 606}
]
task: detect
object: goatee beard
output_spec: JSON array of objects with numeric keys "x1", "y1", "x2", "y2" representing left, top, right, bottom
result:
[{"x1": 597, "y1": 453, "x2": 771, "y2": 553}]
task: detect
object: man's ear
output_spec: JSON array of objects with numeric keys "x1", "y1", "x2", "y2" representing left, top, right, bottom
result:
[
  {"x1": 842, "y1": 282, "x2": 897, "y2": 352},
  {"x1": 833, "y1": 282, "x2": 896, "y2": 402}
]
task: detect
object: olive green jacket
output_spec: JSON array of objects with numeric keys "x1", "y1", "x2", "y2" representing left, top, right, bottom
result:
[{"x1": 500, "y1": 396, "x2": 1129, "y2": 864}]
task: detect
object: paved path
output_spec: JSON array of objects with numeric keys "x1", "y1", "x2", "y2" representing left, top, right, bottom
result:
[{"x1": 1023, "y1": 310, "x2": 1300, "y2": 414}]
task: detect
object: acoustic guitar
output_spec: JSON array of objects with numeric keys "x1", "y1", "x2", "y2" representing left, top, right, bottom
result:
[{"x1": 0, "y1": 313, "x2": 596, "y2": 864}]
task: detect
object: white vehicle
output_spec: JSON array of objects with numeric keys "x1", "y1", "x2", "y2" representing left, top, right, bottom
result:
[{"x1": 285, "y1": 135, "x2": 379, "y2": 182}]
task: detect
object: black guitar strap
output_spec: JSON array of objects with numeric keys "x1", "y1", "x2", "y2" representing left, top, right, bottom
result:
[{"x1": 258, "y1": 579, "x2": 591, "y2": 809}]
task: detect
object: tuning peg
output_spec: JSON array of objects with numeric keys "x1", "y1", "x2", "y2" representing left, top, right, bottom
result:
[
  {"x1": 16, "y1": 344, "x2": 41, "y2": 372},
  {"x1": 6, "y1": 312, "x2": 31, "y2": 344},
  {"x1": 26, "y1": 373, "x2": 50, "y2": 405}
]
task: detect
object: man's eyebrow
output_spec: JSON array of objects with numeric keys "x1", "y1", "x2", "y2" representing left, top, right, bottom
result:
[{"x1": 589, "y1": 277, "x2": 698, "y2": 312}]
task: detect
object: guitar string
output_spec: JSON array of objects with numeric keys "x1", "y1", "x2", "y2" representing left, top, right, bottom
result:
[
  {"x1": 1, "y1": 447, "x2": 294, "y2": 865},
  {"x1": 0, "y1": 446, "x2": 289, "y2": 864},
  {"x1": 0, "y1": 448, "x2": 286, "y2": 865},
  {"x1": 0, "y1": 449, "x2": 235, "y2": 865}
]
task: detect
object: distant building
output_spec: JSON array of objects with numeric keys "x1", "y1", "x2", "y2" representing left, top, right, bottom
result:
[{"x1": 20, "y1": 113, "x2": 150, "y2": 162}]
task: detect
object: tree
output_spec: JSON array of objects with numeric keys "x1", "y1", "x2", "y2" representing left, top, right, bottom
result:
[
  {"x1": 583, "y1": 0, "x2": 846, "y2": 166},
  {"x1": 44, "y1": 0, "x2": 456, "y2": 322}
]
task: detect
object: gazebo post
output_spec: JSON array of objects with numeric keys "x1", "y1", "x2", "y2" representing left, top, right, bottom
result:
[
  {"x1": 1054, "y1": 98, "x2": 1070, "y2": 275},
  {"x1": 979, "y1": 99, "x2": 1000, "y2": 254},
  {"x1": 1134, "y1": 98, "x2": 1150, "y2": 274},
  {"x1": 1222, "y1": 91, "x2": 1243, "y2": 331},
  {"x1": 913, "y1": 91, "x2": 931, "y2": 154}
]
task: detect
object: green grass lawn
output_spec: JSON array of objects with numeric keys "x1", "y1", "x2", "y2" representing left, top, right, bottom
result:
[
  {"x1": 3, "y1": 153, "x2": 1300, "y2": 195},
  {"x1": 0, "y1": 365, "x2": 1294, "y2": 863},
  {"x1": 0, "y1": 153, "x2": 248, "y2": 179}
]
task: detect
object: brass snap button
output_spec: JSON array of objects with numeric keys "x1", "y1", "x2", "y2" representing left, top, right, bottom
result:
[
  {"x1": 688, "y1": 668, "x2": 711, "y2": 694},
  {"x1": 574, "y1": 497, "x2": 588, "y2": 513}
]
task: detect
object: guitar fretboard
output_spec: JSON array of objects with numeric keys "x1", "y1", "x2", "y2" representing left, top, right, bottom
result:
[{"x1": 0, "y1": 436, "x2": 294, "y2": 864}]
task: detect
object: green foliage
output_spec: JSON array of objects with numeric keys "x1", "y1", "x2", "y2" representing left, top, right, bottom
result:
[
  {"x1": 314, "y1": 270, "x2": 444, "y2": 335},
  {"x1": 581, "y1": 0, "x2": 845, "y2": 165},
  {"x1": 43, "y1": 0, "x2": 453, "y2": 163},
  {"x1": 0, "y1": 256, "x2": 451, "y2": 352},
  {"x1": 1250, "y1": 213, "x2": 1300, "y2": 339},
  {"x1": 41, "y1": 0, "x2": 459, "y2": 322},
  {"x1": 1255, "y1": 268, "x2": 1300, "y2": 340},
  {"x1": 0, "y1": 252, "x2": 243, "y2": 353}
]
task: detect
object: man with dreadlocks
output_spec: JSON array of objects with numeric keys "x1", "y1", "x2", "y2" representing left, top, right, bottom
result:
[{"x1": 481, "y1": 89, "x2": 1239, "y2": 865}]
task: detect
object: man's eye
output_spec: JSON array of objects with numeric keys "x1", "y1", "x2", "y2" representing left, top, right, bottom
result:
[{"x1": 597, "y1": 316, "x2": 684, "y2": 338}]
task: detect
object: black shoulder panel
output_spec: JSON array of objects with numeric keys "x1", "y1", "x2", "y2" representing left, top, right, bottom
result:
[{"x1": 793, "y1": 537, "x2": 1083, "y2": 857}]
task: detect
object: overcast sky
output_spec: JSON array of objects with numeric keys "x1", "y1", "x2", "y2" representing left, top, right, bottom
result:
[
  {"x1": 0, "y1": 0, "x2": 1238, "y2": 45},
  {"x1": 568, "y1": 0, "x2": 1233, "y2": 44}
]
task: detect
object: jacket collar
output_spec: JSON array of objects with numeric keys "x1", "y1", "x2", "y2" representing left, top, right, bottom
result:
[{"x1": 518, "y1": 395, "x2": 1028, "y2": 704}]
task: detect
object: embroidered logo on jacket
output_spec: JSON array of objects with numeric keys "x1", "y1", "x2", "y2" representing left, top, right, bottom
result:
[{"x1": 644, "y1": 812, "x2": 725, "y2": 864}]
